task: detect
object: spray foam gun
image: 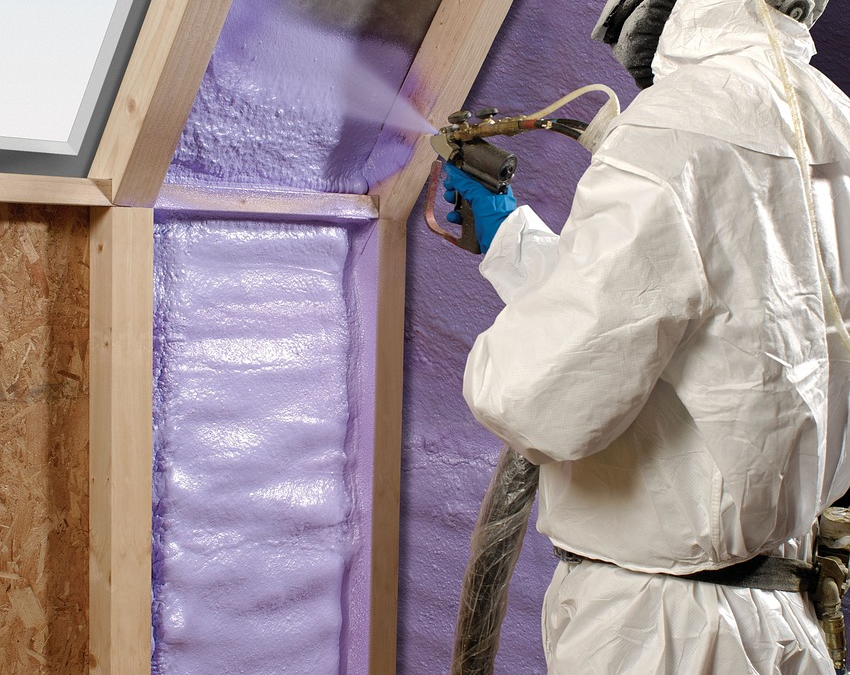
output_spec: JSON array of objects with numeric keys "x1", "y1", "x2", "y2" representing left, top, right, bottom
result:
[{"x1": 425, "y1": 84, "x2": 620, "y2": 254}]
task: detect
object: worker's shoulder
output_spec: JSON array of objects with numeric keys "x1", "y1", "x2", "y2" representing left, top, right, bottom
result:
[
  {"x1": 593, "y1": 122, "x2": 730, "y2": 187},
  {"x1": 602, "y1": 61, "x2": 850, "y2": 168}
]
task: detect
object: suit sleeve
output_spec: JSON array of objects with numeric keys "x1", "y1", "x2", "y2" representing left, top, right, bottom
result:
[
  {"x1": 463, "y1": 159, "x2": 707, "y2": 464},
  {"x1": 478, "y1": 205, "x2": 561, "y2": 304}
]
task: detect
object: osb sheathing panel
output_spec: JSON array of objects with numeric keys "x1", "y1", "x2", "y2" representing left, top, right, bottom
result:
[{"x1": 0, "y1": 203, "x2": 89, "y2": 675}]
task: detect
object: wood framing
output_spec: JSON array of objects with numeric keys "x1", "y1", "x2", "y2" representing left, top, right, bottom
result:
[
  {"x1": 366, "y1": 1, "x2": 515, "y2": 673},
  {"x1": 0, "y1": 173, "x2": 112, "y2": 206},
  {"x1": 89, "y1": 0, "x2": 233, "y2": 207},
  {"x1": 156, "y1": 183, "x2": 380, "y2": 221},
  {"x1": 88, "y1": 207, "x2": 154, "y2": 675},
  {"x1": 85, "y1": 2, "x2": 232, "y2": 673},
  {"x1": 3, "y1": 0, "x2": 514, "y2": 672}
]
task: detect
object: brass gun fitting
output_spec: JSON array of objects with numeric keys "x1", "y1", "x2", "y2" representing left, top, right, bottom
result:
[
  {"x1": 431, "y1": 108, "x2": 535, "y2": 165},
  {"x1": 445, "y1": 116, "x2": 532, "y2": 143},
  {"x1": 815, "y1": 507, "x2": 850, "y2": 673},
  {"x1": 425, "y1": 107, "x2": 521, "y2": 254}
]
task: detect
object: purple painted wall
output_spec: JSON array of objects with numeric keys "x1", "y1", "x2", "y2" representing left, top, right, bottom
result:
[{"x1": 151, "y1": 1, "x2": 850, "y2": 674}]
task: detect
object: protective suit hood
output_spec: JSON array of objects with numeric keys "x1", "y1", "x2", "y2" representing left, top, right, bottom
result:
[
  {"x1": 653, "y1": 0, "x2": 815, "y2": 80},
  {"x1": 606, "y1": 0, "x2": 850, "y2": 163},
  {"x1": 594, "y1": 0, "x2": 828, "y2": 88}
]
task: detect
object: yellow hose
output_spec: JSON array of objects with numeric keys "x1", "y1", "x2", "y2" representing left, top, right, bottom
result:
[{"x1": 530, "y1": 83, "x2": 619, "y2": 118}]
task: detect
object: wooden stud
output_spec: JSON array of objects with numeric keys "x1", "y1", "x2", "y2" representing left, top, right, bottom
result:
[
  {"x1": 368, "y1": 215, "x2": 407, "y2": 675},
  {"x1": 156, "y1": 183, "x2": 380, "y2": 222},
  {"x1": 89, "y1": 0, "x2": 233, "y2": 207},
  {"x1": 88, "y1": 207, "x2": 154, "y2": 675},
  {"x1": 366, "y1": 2, "x2": 515, "y2": 674},
  {"x1": 0, "y1": 173, "x2": 112, "y2": 206}
]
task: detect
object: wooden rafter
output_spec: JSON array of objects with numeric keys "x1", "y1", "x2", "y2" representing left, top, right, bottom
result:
[
  {"x1": 0, "y1": 173, "x2": 112, "y2": 206},
  {"x1": 366, "y1": 1, "x2": 515, "y2": 674},
  {"x1": 89, "y1": 0, "x2": 233, "y2": 207},
  {"x1": 156, "y1": 183, "x2": 380, "y2": 221}
]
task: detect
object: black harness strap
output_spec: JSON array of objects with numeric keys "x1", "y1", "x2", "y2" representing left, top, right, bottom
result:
[{"x1": 554, "y1": 546, "x2": 819, "y2": 593}]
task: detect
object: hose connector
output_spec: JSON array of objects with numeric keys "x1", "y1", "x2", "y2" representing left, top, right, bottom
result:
[{"x1": 815, "y1": 508, "x2": 850, "y2": 673}]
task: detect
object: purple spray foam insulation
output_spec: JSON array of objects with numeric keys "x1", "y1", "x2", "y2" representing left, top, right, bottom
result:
[
  {"x1": 154, "y1": 0, "x2": 412, "y2": 672},
  {"x1": 150, "y1": 0, "x2": 850, "y2": 674},
  {"x1": 151, "y1": 215, "x2": 377, "y2": 675},
  {"x1": 165, "y1": 0, "x2": 427, "y2": 194}
]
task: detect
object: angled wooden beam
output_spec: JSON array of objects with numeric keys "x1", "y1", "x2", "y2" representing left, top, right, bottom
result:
[
  {"x1": 370, "y1": 0, "x2": 516, "y2": 221},
  {"x1": 156, "y1": 183, "x2": 379, "y2": 222},
  {"x1": 0, "y1": 173, "x2": 112, "y2": 206},
  {"x1": 89, "y1": 0, "x2": 233, "y2": 207},
  {"x1": 366, "y1": 1, "x2": 515, "y2": 674},
  {"x1": 89, "y1": 206, "x2": 154, "y2": 675}
]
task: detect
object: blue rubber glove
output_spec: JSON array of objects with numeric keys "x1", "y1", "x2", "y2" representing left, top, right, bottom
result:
[{"x1": 442, "y1": 163, "x2": 517, "y2": 253}]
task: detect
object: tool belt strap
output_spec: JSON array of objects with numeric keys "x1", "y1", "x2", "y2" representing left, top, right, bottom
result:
[{"x1": 553, "y1": 546, "x2": 818, "y2": 593}]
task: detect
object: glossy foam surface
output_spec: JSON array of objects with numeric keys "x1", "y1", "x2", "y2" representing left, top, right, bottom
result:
[{"x1": 152, "y1": 218, "x2": 355, "y2": 675}]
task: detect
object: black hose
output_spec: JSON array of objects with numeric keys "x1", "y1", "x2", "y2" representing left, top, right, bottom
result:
[
  {"x1": 533, "y1": 118, "x2": 588, "y2": 140},
  {"x1": 450, "y1": 446, "x2": 540, "y2": 675},
  {"x1": 548, "y1": 122, "x2": 585, "y2": 139},
  {"x1": 447, "y1": 122, "x2": 585, "y2": 675}
]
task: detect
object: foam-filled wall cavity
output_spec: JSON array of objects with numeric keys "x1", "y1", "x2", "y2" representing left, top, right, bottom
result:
[{"x1": 152, "y1": 216, "x2": 369, "y2": 675}]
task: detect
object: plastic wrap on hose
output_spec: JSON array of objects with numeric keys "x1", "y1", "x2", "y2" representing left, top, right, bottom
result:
[{"x1": 451, "y1": 445, "x2": 540, "y2": 675}]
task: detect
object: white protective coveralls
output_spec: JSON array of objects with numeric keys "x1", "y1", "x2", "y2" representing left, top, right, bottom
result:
[{"x1": 462, "y1": 0, "x2": 850, "y2": 672}]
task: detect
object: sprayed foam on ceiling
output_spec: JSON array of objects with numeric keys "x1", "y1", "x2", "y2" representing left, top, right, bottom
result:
[{"x1": 166, "y1": 0, "x2": 440, "y2": 194}]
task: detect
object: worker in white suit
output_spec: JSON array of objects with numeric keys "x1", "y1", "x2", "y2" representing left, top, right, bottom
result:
[{"x1": 444, "y1": 0, "x2": 850, "y2": 671}]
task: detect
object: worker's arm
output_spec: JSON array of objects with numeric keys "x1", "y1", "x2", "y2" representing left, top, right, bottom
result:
[
  {"x1": 477, "y1": 205, "x2": 562, "y2": 304},
  {"x1": 463, "y1": 159, "x2": 708, "y2": 464},
  {"x1": 444, "y1": 162, "x2": 562, "y2": 300}
]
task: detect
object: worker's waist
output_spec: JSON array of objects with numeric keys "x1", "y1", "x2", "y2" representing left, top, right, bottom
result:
[{"x1": 553, "y1": 546, "x2": 818, "y2": 593}]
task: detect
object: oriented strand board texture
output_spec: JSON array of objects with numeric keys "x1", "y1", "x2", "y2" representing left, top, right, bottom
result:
[{"x1": 0, "y1": 204, "x2": 89, "y2": 675}]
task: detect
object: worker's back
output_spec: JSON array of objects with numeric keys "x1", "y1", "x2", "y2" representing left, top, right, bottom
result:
[
  {"x1": 463, "y1": 0, "x2": 847, "y2": 672},
  {"x1": 525, "y1": 0, "x2": 850, "y2": 574}
]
